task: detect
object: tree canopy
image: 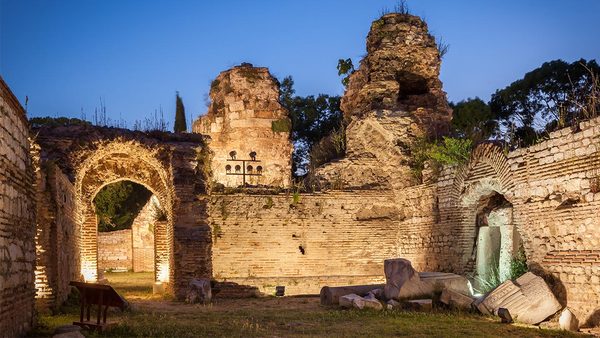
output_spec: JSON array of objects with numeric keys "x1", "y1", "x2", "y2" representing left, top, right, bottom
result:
[
  {"x1": 279, "y1": 76, "x2": 344, "y2": 176},
  {"x1": 450, "y1": 98, "x2": 497, "y2": 144},
  {"x1": 490, "y1": 58, "x2": 600, "y2": 146},
  {"x1": 94, "y1": 181, "x2": 152, "y2": 232}
]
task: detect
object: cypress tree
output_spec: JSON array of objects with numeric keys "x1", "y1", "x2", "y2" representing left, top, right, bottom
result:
[{"x1": 174, "y1": 91, "x2": 187, "y2": 133}]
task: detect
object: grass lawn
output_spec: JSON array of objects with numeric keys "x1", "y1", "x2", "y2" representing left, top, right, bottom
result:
[{"x1": 29, "y1": 272, "x2": 589, "y2": 338}]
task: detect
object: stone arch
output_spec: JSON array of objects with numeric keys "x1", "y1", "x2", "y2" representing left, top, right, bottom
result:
[
  {"x1": 449, "y1": 143, "x2": 519, "y2": 275},
  {"x1": 74, "y1": 140, "x2": 174, "y2": 285}
]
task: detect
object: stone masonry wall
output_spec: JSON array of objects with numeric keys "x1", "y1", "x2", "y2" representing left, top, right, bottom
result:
[
  {"x1": 34, "y1": 162, "x2": 79, "y2": 312},
  {"x1": 98, "y1": 229, "x2": 133, "y2": 271},
  {"x1": 209, "y1": 191, "x2": 399, "y2": 295},
  {"x1": 193, "y1": 64, "x2": 293, "y2": 188},
  {"x1": 230, "y1": 110, "x2": 599, "y2": 324},
  {"x1": 131, "y1": 197, "x2": 157, "y2": 272},
  {"x1": 392, "y1": 117, "x2": 600, "y2": 325},
  {"x1": 0, "y1": 77, "x2": 36, "y2": 337}
]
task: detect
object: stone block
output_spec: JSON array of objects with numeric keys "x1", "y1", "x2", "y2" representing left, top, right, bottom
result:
[
  {"x1": 559, "y1": 308, "x2": 579, "y2": 331},
  {"x1": 385, "y1": 259, "x2": 472, "y2": 301},
  {"x1": 439, "y1": 288, "x2": 474, "y2": 310},
  {"x1": 185, "y1": 278, "x2": 212, "y2": 304},
  {"x1": 406, "y1": 299, "x2": 433, "y2": 312},
  {"x1": 476, "y1": 272, "x2": 561, "y2": 325},
  {"x1": 339, "y1": 294, "x2": 361, "y2": 308}
]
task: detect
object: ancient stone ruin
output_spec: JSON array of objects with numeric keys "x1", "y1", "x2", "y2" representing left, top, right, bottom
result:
[
  {"x1": 318, "y1": 13, "x2": 452, "y2": 190},
  {"x1": 0, "y1": 77, "x2": 36, "y2": 337},
  {"x1": 1, "y1": 11, "x2": 600, "y2": 336},
  {"x1": 192, "y1": 63, "x2": 293, "y2": 188}
]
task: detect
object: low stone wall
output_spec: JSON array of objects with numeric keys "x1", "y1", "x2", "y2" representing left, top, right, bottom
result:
[
  {"x1": 209, "y1": 191, "x2": 398, "y2": 295},
  {"x1": 98, "y1": 229, "x2": 133, "y2": 271},
  {"x1": 0, "y1": 77, "x2": 36, "y2": 337}
]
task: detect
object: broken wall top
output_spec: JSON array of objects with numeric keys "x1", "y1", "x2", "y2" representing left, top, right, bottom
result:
[
  {"x1": 33, "y1": 125, "x2": 207, "y2": 181},
  {"x1": 193, "y1": 63, "x2": 289, "y2": 135},
  {"x1": 341, "y1": 13, "x2": 451, "y2": 134}
]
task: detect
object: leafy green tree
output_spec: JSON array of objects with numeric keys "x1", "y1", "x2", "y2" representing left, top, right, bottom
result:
[
  {"x1": 490, "y1": 59, "x2": 600, "y2": 146},
  {"x1": 337, "y1": 58, "x2": 355, "y2": 87},
  {"x1": 427, "y1": 137, "x2": 473, "y2": 166},
  {"x1": 174, "y1": 91, "x2": 187, "y2": 133},
  {"x1": 279, "y1": 76, "x2": 344, "y2": 176},
  {"x1": 450, "y1": 98, "x2": 497, "y2": 144},
  {"x1": 94, "y1": 181, "x2": 152, "y2": 232}
]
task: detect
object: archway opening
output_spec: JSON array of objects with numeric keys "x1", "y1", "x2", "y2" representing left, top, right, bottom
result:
[
  {"x1": 93, "y1": 180, "x2": 167, "y2": 293},
  {"x1": 472, "y1": 191, "x2": 522, "y2": 293}
]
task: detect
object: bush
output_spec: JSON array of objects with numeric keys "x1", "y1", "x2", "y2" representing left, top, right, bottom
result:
[
  {"x1": 408, "y1": 136, "x2": 472, "y2": 181},
  {"x1": 271, "y1": 118, "x2": 292, "y2": 133},
  {"x1": 427, "y1": 137, "x2": 473, "y2": 166},
  {"x1": 309, "y1": 126, "x2": 346, "y2": 168},
  {"x1": 510, "y1": 247, "x2": 528, "y2": 280}
]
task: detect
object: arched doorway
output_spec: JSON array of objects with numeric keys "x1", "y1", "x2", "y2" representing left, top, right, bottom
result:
[
  {"x1": 75, "y1": 143, "x2": 174, "y2": 290},
  {"x1": 472, "y1": 191, "x2": 521, "y2": 292},
  {"x1": 94, "y1": 180, "x2": 167, "y2": 289}
]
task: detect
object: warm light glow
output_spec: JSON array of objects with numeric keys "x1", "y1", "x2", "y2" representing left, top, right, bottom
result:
[
  {"x1": 81, "y1": 261, "x2": 97, "y2": 282},
  {"x1": 157, "y1": 262, "x2": 169, "y2": 283}
]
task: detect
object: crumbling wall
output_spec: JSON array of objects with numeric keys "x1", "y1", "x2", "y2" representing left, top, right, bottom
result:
[
  {"x1": 33, "y1": 161, "x2": 79, "y2": 312},
  {"x1": 317, "y1": 13, "x2": 451, "y2": 190},
  {"x1": 406, "y1": 118, "x2": 600, "y2": 324},
  {"x1": 98, "y1": 229, "x2": 133, "y2": 271},
  {"x1": 209, "y1": 191, "x2": 399, "y2": 295},
  {"x1": 0, "y1": 77, "x2": 35, "y2": 337},
  {"x1": 193, "y1": 64, "x2": 293, "y2": 188},
  {"x1": 34, "y1": 126, "x2": 211, "y2": 300}
]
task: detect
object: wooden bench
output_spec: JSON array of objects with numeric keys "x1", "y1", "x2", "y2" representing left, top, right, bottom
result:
[{"x1": 69, "y1": 281, "x2": 127, "y2": 332}]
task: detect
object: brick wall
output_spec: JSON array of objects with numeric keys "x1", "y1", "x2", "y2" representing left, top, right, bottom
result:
[
  {"x1": 0, "y1": 77, "x2": 35, "y2": 337},
  {"x1": 132, "y1": 197, "x2": 156, "y2": 272},
  {"x1": 209, "y1": 191, "x2": 398, "y2": 295},
  {"x1": 98, "y1": 229, "x2": 133, "y2": 271},
  {"x1": 34, "y1": 162, "x2": 79, "y2": 312},
  {"x1": 407, "y1": 117, "x2": 600, "y2": 325}
]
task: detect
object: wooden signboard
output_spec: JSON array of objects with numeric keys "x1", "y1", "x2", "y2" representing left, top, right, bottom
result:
[{"x1": 69, "y1": 281, "x2": 128, "y2": 331}]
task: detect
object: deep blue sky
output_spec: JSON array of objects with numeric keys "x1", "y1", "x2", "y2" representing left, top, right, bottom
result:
[{"x1": 1, "y1": 0, "x2": 599, "y2": 129}]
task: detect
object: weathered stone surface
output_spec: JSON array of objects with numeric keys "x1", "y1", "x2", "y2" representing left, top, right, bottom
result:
[
  {"x1": 477, "y1": 272, "x2": 561, "y2": 325},
  {"x1": 363, "y1": 297, "x2": 384, "y2": 310},
  {"x1": 339, "y1": 293, "x2": 362, "y2": 308},
  {"x1": 418, "y1": 272, "x2": 471, "y2": 296},
  {"x1": 317, "y1": 13, "x2": 451, "y2": 190},
  {"x1": 0, "y1": 76, "x2": 35, "y2": 337},
  {"x1": 341, "y1": 14, "x2": 451, "y2": 128},
  {"x1": 185, "y1": 278, "x2": 212, "y2": 304},
  {"x1": 498, "y1": 308, "x2": 513, "y2": 324},
  {"x1": 386, "y1": 299, "x2": 401, "y2": 309},
  {"x1": 193, "y1": 63, "x2": 293, "y2": 188},
  {"x1": 559, "y1": 308, "x2": 579, "y2": 331},
  {"x1": 320, "y1": 284, "x2": 385, "y2": 306},
  {"x1": 384, "y1": 258, "x2": 421, "y2": 299},
  {"x1": 406, "y1": 299, "x2": 433, "y2": 312},
  {"x1": 384, "y1": 259, "x2": 470, "y2": 300},
  {"x1": 440, "y1": 289, "x2": 474, "y2": 310}
]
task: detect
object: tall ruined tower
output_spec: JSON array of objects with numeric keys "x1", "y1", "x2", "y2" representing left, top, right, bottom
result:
[
  {"x1": 317, "y1": 13, "x2": 451, "y2": 190},
  {"x1": 193, "y1": 64, "x2": 293, "y2": 187}
]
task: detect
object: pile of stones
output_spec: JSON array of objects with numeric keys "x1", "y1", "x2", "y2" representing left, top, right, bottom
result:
[{"x1": 321, "y1": 258, "x2": 579, "y2": 332}]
